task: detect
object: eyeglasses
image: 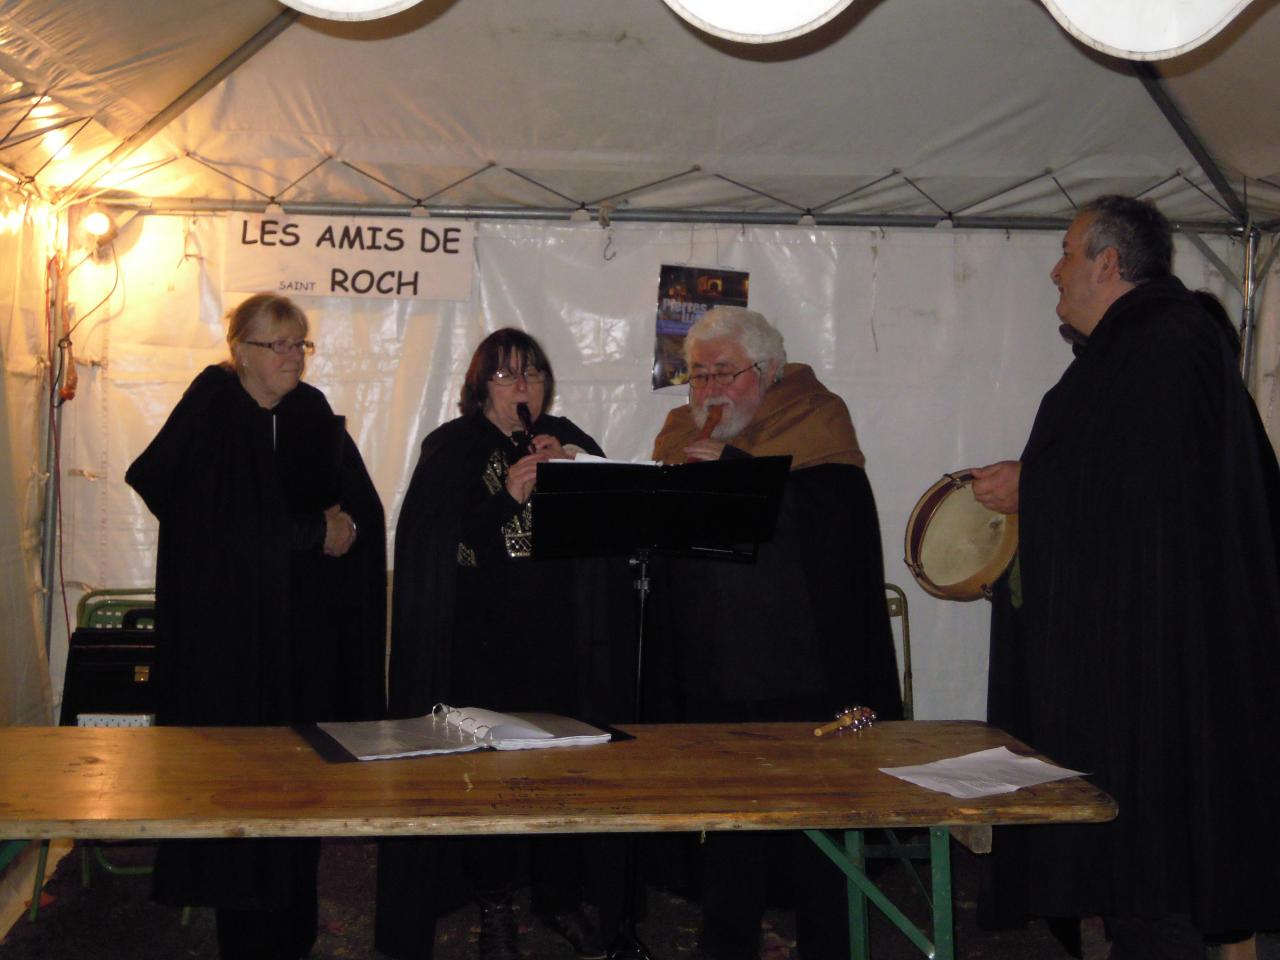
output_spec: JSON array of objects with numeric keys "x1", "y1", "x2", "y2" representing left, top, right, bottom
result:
[
  {"x1": 490, "y1": 367, "x2": 547, "y2": 385},
  {"x1": 243, "y1": 338, "x2": 315, "y2": 356},
  {"x1": 688, "y1": 361, "x2": 762, "y2": 389}
]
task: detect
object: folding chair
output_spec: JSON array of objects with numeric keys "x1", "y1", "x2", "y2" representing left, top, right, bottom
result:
[{"x1": 885, "y1": 582, "x2": 913, "y2": 720}]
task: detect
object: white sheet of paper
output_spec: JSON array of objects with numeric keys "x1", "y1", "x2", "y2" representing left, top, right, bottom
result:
[
  {"x1": 558, "y1": 453, "x2": 658, "y2": 466},
  {"x1": 880, "y1": 746, "x2": 1086, "y2": 799}
]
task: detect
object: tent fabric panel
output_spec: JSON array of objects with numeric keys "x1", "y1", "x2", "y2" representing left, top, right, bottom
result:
[
  {"x1": 1160, "y1": 0, "x2": 1280, "y2": 181},
  {"x1": 2, "y1": 0, "x2": 1279, "y2": 222},
  {"x1": 0, "y1": 194, "x2": 54, "y2": 726},
  {"x1": 123, "y1": 0, "x2": 1211, "y2": 220},
  {"x1": 1250, "y1": 252, "x2": 1280, "y2": 460},
  {"x1": 0, "y1": 0, "x2": 281, "y2": 140}
]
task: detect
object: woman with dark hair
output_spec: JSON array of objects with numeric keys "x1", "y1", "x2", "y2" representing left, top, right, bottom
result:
[
  {"x1": 126, "y1": 293, "x2": 386, "y2": 960},
  {"x1": 377, "y1": 328, "x2": 624, "y2": 960}
]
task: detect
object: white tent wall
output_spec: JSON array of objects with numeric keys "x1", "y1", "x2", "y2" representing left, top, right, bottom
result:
[
  {"x1": 1251, "y1": 252, "x2": 1280, "y2": 452},
  {"x1": 50, "y1": 212, "x2": 1242, "y2": 722},
  {"x1": 0, "y1": 192, "x2": 55, "y2": 727}
]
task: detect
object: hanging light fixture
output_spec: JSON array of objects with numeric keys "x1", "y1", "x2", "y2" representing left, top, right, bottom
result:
[
  {"x1": 660, "y1": 0, "x2": 858, "y2": 43},
  {"x1": 277, "y1": 0, "x2": 423, "y2": 21},
  {"x1": 1039, "y1": 0, "x2": 1256, "y2": 60},
  {"x1": 79, "y1": 203, "x2": 118, "y2": 247}
]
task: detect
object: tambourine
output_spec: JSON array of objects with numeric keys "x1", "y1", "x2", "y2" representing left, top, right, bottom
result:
[{"x1": 904, "y1": 469, "x2": 1018, "y2": 601}]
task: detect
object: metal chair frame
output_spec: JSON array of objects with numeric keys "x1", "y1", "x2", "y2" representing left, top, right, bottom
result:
[{"x1": 885, "y1": 582, "x2": 914, "y2": 720}]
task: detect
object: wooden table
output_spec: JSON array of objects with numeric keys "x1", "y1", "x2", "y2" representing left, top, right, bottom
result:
[{"x1": 0, "y1": 721, "x2": 1115, "y2": 958}]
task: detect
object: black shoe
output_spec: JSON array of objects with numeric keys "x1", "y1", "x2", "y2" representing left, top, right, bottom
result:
[
  {"x1": 478, "y1": 897, "x2": 521, "y2": 960},
  {"x1": 542, "y1": 903, "x2": 607, "y2": 960}
]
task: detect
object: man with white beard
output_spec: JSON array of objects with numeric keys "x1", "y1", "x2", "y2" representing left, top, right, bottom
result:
[
  {"x1": 653, "y1": 306, "x2": 864, "y2": 469},
  {"x1": 649, "y1": 306, "x2": 902, "y2": 960}
]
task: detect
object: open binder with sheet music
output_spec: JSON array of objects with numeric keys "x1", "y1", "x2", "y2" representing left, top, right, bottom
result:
[
  {"x1": 306, "y1": 704, "x2": 615, "y2": 762},
  {"x1": 530, "y1": 454, "x2": 792, "y2": 562}
]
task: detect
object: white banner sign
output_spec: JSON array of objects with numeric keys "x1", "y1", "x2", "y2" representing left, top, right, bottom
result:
[{"x1": 224, "y1": 213, "x2": 474, "y2": 301}]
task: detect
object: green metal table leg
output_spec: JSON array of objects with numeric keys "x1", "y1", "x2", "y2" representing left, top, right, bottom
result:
[
  {"x1": 843, "y1": 830, "x2": 870, "y2": 960},
  {"x1": 805, "y1": 828, "x2": 937, "y2": 959},
  {"x1": 0, "y1": 840, "x2": 28, "y2": 873},
  {"x1": 929, "y1": 827, "x2": 955, "y2": 960},
  {"x1": 92, "y1": 843, "x2": 153, "y2": 876},
  {"x1": 28, "y1": 840, "x2": 49, "y2": 922}
]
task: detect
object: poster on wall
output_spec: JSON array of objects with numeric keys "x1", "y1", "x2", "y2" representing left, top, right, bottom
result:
[
  {"x1": 652, "y1": 264, "x2": 749, "y2": 389},
  {"x1": 224, "y1": 213, "x2": 474, "y2": 301}
]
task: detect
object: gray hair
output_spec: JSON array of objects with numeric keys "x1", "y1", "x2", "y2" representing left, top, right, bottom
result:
[
  {"x1": 684, "y1": 307, "x2": 787, "y2": 380},
  {"x1": 1078, "y1": 195, "x2": 1172, "y2": 284}
]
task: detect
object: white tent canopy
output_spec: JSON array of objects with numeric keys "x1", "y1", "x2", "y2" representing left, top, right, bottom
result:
[
  {"x1": 2, "y1": 0, "x2": 1280, "y2": 226},
  {"x1": 1, "y1": 0, "x2": 1278, "y2": 731}
]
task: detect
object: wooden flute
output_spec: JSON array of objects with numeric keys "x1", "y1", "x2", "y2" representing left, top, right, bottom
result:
[
  {"x1": 515, "y1": 402, "x2": 536, "y2": 453},
  {"x1": 696, "y1": 404, "x2": 724, "y2": 441}
]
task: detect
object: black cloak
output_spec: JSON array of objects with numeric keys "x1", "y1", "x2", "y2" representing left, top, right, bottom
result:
[
  {"x1": 383, "y1": 410, "x2": 628, "y2": 720},
  {"x1": 376, "y1": 411, "x2": 633, "y2": 960},
  {"x1": 648, "y1": 462, "x2": 904, "y2": 724},
  {"x1": 125, "y1": 364, "x2": 386, "y2": 909},
  {"x1": 985, "y1": 277, "x2": 1280, "y2": 935}
]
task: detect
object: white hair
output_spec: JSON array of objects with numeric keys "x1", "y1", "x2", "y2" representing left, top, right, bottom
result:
[{"x1": 683, "y1": 306, "x2": 787, "y2": 381}]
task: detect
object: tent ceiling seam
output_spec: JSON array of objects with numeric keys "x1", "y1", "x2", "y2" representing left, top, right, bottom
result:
[
  {"x1": 0, "y1": 88, "x2": 51, "y2": 148},
  {"x1": 1178, "y1": 172, "x2": 1233, "y2": 219},
  {"x1": 1133, "y1": 170, "x2": 1182, "y2": 201},
  {"x1": 951, "y1": 169, "x2": 1055, "y2": 217},
  {"x1": 421, "y1": 161, "x2": 498, "y2": 204},
  {"x1": 276, "y1": 155, "x2": 331, "y2": 202},
  {"x1": 900, "y1": 174, "x2": 948, "y2": 217},
  {"x1": 29, "y1": 117, "x2": 92, "y2": 181},
  {"x1": 503, "y1": 167, "x2": 579, "y2": 206},
  {"x1": 338, "y1": 159, "x2": 416, "y2": 202},
  {"x1": 0, "y1": 90, "x2": 41, "y2": 108},
  {"x1": 812, "y1": 169, "x2": 900, "y2": 214},
  {"x1": 335, "y1": 159, "x2": 505, "y2": 207},
  {"x1": 184, "y1": 152, "x2": 273, "y2": 201},
  {"x1": 584, "y1": 165, "x2": 702, "y2": 208},
  {"x1": 712, "y1": 173, "x2": 806, "y2": 213},
  {"x1": 1051, "y1": 176, "x2": 1077, "y2": 210},
  {"x1": 0, "y1": 114, "x2": 86, "y2": 153}
]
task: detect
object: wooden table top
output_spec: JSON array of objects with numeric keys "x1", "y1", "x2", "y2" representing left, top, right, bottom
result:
[{"x1": 0, "y1": 721, "x2": 1116, "y2": 840}]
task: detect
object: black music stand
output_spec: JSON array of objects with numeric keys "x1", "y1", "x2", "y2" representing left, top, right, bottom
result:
[
  {"x1": 531, "y1": 455, "x2": 790, "y2": 960},
  {"x1": 532, "y1": 455, "x2": 790, "y2": 714}
]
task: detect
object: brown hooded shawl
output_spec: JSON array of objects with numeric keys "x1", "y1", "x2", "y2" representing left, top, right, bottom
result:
[{"x1": 651, "y1": 363, "x2": 864, "y2": 469}]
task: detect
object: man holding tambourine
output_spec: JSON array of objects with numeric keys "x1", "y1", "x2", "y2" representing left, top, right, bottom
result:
[{"x1": 970, "y1": 196, "x2": 1280, "y2": 960}]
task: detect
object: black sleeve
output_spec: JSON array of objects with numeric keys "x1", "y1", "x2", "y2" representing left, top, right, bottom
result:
[
  {"x1": 291, "y1": 512, "x2": 326, "y2": 551},
  {"x1": 126, "y1": 368, "x2": 223, "y2": 519},
  {"x1": 386, "y1": 424, "x2": 474, "y2": 717}
]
